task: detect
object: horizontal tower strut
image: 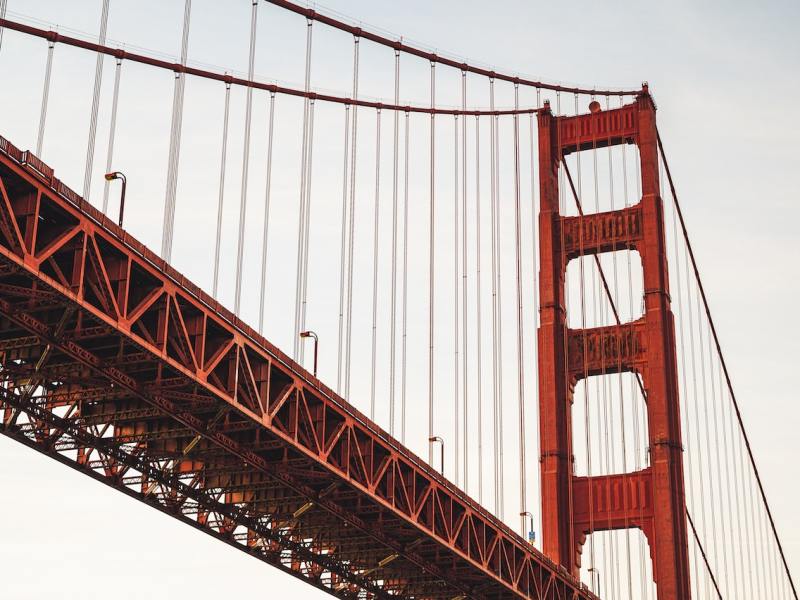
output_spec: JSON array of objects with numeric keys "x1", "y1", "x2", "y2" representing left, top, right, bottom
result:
[{"x1": 537, "y1": 86, "x2": 692, "y2": 600}]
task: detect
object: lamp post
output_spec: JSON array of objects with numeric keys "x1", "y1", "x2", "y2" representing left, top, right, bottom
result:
[
  {"x1": 519, "y1": 510, "x2": 536, "y2": 545},
  {"x1": 428, "y1": 436, "x2": 444, "y2": 475},
  {"x1": 299, "y1": 330, "x2": 318, "y2": 377},
  {"x1": 104, "y1": 171, "x2": 127, "y2": 228}
]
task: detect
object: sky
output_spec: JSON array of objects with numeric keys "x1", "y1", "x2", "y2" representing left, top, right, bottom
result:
[{"x1": 0, "y1": 0, "x2": 798, "y2": 598}]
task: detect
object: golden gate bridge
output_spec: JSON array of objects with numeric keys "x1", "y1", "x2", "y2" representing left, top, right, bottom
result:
[{"x1": 0, "y1": 1, "x2": 796, "y2": 598}]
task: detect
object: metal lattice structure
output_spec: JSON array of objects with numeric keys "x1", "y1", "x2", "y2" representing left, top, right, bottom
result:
[{"x1": 0, "y1": 137, "x2": 595, "y2": 599}]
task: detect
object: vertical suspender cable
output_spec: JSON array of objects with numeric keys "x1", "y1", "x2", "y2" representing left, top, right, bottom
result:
[
  {"x1": 401, "y1": 109, "x2": 410, "y2": 442},
  {"x1": 453, "y1": 113, "x2": 460, "y2": 486},
  {"x1": 293, "y1": 17, "x2": 314, "y2": 357},
  {"x1": 234, "y1": 0, "x2": 260, "y2": 315},
  {"x1": 622, "y1": 123, "x2": 650, "y2": 596},
  {"x1": 495, "y1": 95, "x2": 505, "y2": 521},
  {"x1": 624, "y1": 112, "x2": 650, "y2": 596},
  {"x1": 389, "y1": 50, "x2": 400, "y2": 434},
  {"x1": 337, "y1": 104, "x2": 351, "y2": 392},
  {"x1": 489, "y1": 78, "x2": 498, "y2": 512},
  {"x1": 606, "y1": 95, "x2": 632, "y2": 595},
  {"x1": 697, "y1": 284, "x2": 727, "y2": 578},
  {"x1": 428, "y1": 60, "x2": 436, "y2": 464},
  {"x1": 596, "y1": 103, "x2": 613, "y2": 591},
  {"x1": 573, "y1": 93, "x2": 596, "y2": 584},
  {"x1": 82, "y1": 0, "x2": 110, "y2": 202},
  {"x1": 735, "y1": 397, "x2": 756, "y2": 596},
  {"x1": 686, "y1": 224, "x2": 712, "y2": 596},
  {"x1": 161, "y1": 0, "x2": 192, "y2": 262},
  {"x1": 258, "y1": 92, "x2": 277, "y2": 333},
  {"x1": 101, "y1": 57, "x2": 123, "y2": 214},
  {"x1": 344, "y1": 36, "x2": 360, "y2": 399},
  {"x1": 212, "y1": 81, "x2": 232, "y2": 299},
  {"x1": 696, "y1": 282, "x2": 721, "y2": 589},
  {"x1": 369, "y1": 108, "x2": 382, "y2": 419},
  {"x1": 489, "y1": 78, "x2": 503, "y2": 517},
  {"x1": 752, "y1": 434, "x2": 771, "y2": 593},
  {"x1": 36, "y1": 40, "x2": 56, "y2": 156},
  {"x1": 659, "y1": 134, "x2": 799, "y2": 599},
  {"x1": 299, "y1": 98, "x2": 316, "y2": 358},
  {"x1": 685, "y1": 225, "x2": 712, "y2": 597},
  {"x1": 513, "y1": 82, "x2": 527, "y2": 536},
  {"x1": 708, "y1": 322, "x2": 731, "y2": 594},
  {"x1": 0, "y1": 0, "x2": 7, "y2": 52},
  {"x1": 475, "y1": 114, "x2": 483, "y2": 504},
  {"x1": 528, "y1": 108, "x2": 541, "y2": 545},
  {"x1": 597, "y1": 99, "x2": 617, "y2": 594},
  {"x1": 461, "y1": 71, "x2": 469, "y2": 492},
  {"x1": 719, "y1": 363, "x2": 743, "y2": 599}
]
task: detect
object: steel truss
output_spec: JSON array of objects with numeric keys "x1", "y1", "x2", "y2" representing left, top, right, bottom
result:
[{"x1": 0, "y1": 136, "x2": 594, "y2": 600}]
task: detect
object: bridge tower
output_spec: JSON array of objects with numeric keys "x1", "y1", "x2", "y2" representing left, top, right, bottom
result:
[{"x1": 536, "y1": 86, "x2": 692, "y2": 599}]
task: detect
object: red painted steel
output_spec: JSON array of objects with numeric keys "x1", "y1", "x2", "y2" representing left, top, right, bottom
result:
[
  {"x1": 0, "y1": 135, "x2": 596, "y2": 599},
  {"x1": 536, "y1": 87, "x2": 692, "y2": 599},
  {"x1": 0, "y1": 18, "x2": 540, "y2": 117},
  {"x1": 263, "y1": 1, "x2": 639, "y2": 97}
]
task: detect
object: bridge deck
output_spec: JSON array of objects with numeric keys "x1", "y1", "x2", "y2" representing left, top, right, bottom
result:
[{"x1": 0, "y1": 136, "x2": 593, "y2": 599}]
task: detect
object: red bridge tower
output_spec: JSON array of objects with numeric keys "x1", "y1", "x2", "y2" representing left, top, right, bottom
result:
[{"x1": 536, "y1": 86, "x2": 692, "y2": 599}]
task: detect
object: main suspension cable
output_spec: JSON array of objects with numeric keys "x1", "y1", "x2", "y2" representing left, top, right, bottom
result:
[
  {"x1": 263, "y1": 0, "x2": 639, "y2": 97},
  {"x1": 0, "y1": 18, "x2": 547, "y2": 117},
  {"x1": 658, "y1": 131, "x2": 799, "y2": 599}
]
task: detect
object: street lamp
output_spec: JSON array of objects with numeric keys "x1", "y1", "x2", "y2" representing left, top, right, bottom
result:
[
  {"x1": 428, "y1": 436, "x2": 444, "y2": 475},
  {"x1": 299, "y1": 330, "x2": 318, "y2": 377},
  {"x1": 588, "y1": 567, "x2": 601, "y2": 596},
  {"x1": 104, "y1": 171, "x2": 127, "y2": 228},
  {"x1": 519, "y1": 511, "x2": 536, "y2": 545}
]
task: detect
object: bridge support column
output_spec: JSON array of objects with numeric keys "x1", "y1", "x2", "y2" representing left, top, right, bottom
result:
[{"x1": 536, "y1": 86, "x2": 691, "y2": 600}]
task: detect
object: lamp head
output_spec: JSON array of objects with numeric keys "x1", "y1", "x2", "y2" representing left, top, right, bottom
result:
[{"x1": 105, "y1": 171, "x2": 122, "y2": 181}]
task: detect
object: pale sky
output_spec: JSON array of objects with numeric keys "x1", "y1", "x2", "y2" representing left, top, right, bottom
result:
[{"x1": 0, "y1": 1, "x2": 797, "y2": 598}]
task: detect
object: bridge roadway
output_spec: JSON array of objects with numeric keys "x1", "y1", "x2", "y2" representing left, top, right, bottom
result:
[{"x1": 0, "y1": 135, "x2": 595, "y2": 599}]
